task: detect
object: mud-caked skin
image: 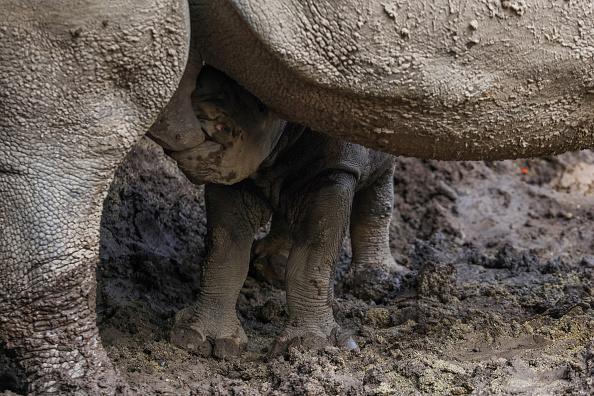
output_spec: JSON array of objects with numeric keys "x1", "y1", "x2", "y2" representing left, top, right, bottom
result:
[
  {"x1": 0, "y1": 1, "x2": 189, "y2": 393},
  {"x1": 193, "y1": 0, "x2": 594, "y2": 160},
  {"x1": 165, "y1": 66, "x2": 286, "y2": 185},
  {"x1": 169, "y1": 67, "x2": 407, "y2": 356}
]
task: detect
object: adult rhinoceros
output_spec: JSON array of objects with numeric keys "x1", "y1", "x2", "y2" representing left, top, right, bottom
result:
[{"x1": 1, "y1": 0, "x2": 592, "y2": 393}]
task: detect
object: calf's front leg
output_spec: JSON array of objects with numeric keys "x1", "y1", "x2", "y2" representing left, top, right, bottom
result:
[
  {"x1": 171, "y1": 183, "x2": 269, "y2": 358},
  {"x1": 272, "y1": 172, "x2": 359, "y2": 353}
]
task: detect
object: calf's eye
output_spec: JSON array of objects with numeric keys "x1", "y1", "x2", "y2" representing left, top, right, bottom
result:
[{"x1": 216, "y1": 123, "x2": 232, "y2": 134}]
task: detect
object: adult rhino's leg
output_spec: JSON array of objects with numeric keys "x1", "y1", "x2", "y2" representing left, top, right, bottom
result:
[
  {"x1": 346, "y1": 164, "x2": 409, "y2": 301},
  {"x1": 0, "y1": 161, "x2": 125, "y2": 393},
  {"x1": 272, "y1": 172, "x2": 358, "y2": 354},
  {"x1": 251, "y1": 213, "x2": 292, "y2": 287},
  {"x1": 171, "y1": 183, "x2": 270, "y2": 358},
  {"x1": 0, "y1": 1, "x2": 189, "y2": 392}
]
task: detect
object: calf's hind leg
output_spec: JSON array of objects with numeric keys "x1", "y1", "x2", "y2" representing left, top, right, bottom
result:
[
  {"x1": 251, "y1": 212, "x2": 293, "y2": 287},
  {"x1": 347, "y1": 165, "x2": 409, "y2": 301},
  {"x1": 171, "y1": 183, "x2": 269, "y2": 358},
  {"x1": 272, "y1": 172, "x2": 358, "y2": 353}
]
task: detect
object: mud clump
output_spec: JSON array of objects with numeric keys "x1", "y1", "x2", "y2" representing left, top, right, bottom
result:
[
  {"x1": 365, "y1": 307, "x2": 392, "y2": 328},
  {"x1": 417, "y1": 263, "x2": 458, "y2": 303}
]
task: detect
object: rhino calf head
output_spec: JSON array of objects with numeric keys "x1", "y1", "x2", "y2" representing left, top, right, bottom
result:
[{"x1": 166, "y1": 66, "x2": 285, "y2": 185}]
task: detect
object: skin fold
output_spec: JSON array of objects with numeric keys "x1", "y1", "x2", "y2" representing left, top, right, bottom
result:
[{"x1": 166, "y1": 66, "x2": 408, "y2": 356}]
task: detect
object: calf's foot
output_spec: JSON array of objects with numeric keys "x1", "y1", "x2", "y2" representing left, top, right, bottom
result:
[
  {"x1": 345, "y1": 256, "x2": 410, "y2": 301},
  {"x1": 170, "y1": 305, "x2": 247, "y2": 358},
  {"x1": 348, "y1": 164, "x2": 407, "y2": 301},
  {"x1": 170, "y1": 184, "x2": 269, "y2": 358},
  {"x1": 276, "y1": 172, "x2": 358, "y2": 355},
  {"x1": 271, "y1": 318, "x2": 358, "y2": 355}
]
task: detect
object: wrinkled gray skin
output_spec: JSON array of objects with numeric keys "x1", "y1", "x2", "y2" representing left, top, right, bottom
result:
[
  {"x1": 0, "y1": 1, "x2": 189, "y2": 394},
  {"x1": 166, "y1": 67, "x2": 406, "y2": 357},
  {"x1": 3, "y1": 0, "x2": 594, "y2": 393}
]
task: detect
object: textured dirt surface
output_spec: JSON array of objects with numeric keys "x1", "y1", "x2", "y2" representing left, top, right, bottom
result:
[{"x1": 2, "y1": 138, "x2": 594, "y2": 395}]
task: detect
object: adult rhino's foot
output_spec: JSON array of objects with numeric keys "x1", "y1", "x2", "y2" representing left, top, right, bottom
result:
[
  {"x1": 25, "y1": 338, "x2": 128, "y2": 395},
  {"x1": 270, "y1": 320, "x2": 359, "y2": 355},
  {"x1": 170, "y1": 306, "x2": 247, "y2": 359},
  {"x1": 344, "y1": 256, "x2": 410, "y2": 302}
]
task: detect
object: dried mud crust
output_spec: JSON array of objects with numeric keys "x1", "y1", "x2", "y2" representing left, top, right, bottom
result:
[{"x1": 2, "y1": 139, "x2": 594, "y2": 395}]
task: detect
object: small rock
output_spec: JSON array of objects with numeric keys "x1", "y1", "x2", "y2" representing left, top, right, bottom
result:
[
  {"x1": 558, "y1": 211, "x2": 574, "y2": 220},
  {"x1": 469, "y1": 20, "x2": 479, "y2": 30},
  {"x1": 382, "y1": 3, "x2": 397, "y2": 19}
]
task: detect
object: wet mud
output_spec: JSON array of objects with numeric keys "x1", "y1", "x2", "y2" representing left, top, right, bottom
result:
[{"x1": 2, "y1": 138, "x2": 593, "y2": 395}]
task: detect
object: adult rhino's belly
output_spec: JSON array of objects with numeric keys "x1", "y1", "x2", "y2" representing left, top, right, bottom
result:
[
  {"x1": 230, "y1": 0, "x2": 594, "y2": 160},
  {"x1": 338, "y1": 2, "x2": 594, "y2": 160},
  {"x1": 366, "y1": 52, "x2": 594, "y2": 160}
]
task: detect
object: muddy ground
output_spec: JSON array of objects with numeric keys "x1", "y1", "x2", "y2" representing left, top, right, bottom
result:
[{"x1": 3, "y1": 137, "x2": 594, "y2": 395}]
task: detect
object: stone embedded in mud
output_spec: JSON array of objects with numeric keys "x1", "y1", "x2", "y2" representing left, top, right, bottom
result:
[
  {"x1": 486, "y1": 243, "x2": 539, "y2": 273},
  {"x1": 501, "y1": 0, "x2": 527, "y2": 16}
]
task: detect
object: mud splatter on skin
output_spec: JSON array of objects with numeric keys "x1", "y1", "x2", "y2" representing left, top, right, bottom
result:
[{"x1": 4, "y1": 138, "x2": 588, "y2": 394}]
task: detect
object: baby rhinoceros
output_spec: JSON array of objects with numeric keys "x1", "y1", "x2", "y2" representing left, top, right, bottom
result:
[{"x1": 168, "y1": 66, "x2": 407, "y2": 357}]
